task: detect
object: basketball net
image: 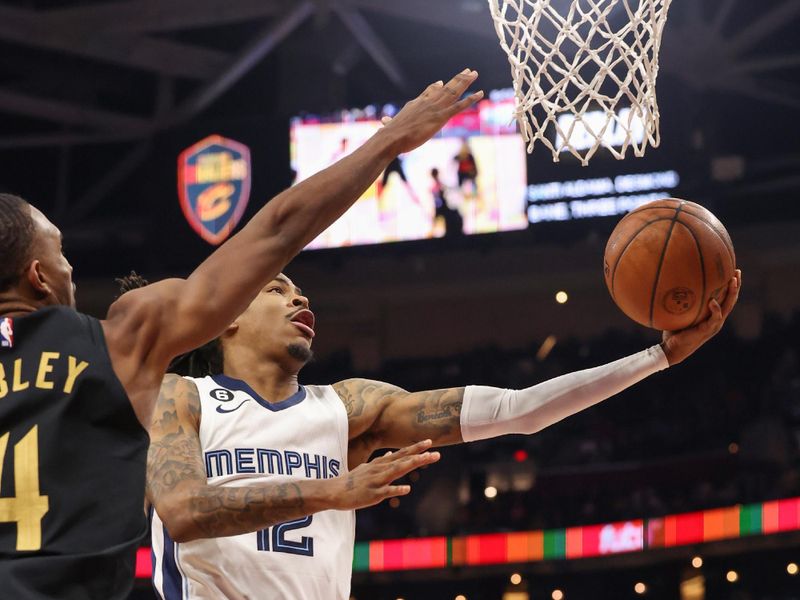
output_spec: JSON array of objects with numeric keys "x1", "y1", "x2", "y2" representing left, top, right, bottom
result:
[{"x1": 488, "y1": 0, "x2": 672, "y2": 165}]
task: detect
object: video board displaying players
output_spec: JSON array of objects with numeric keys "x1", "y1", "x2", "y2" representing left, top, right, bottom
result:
[
  {"x1": 290, "y1": 90, "x2": 529, "y2": 250},
  {"x1": 291, "y1": 89, "x2": 684, "y2": 251}
]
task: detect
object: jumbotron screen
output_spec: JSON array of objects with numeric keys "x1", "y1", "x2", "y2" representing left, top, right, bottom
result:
[{"x1": 290, "y1": 90, "x2": 529, "y2": 250}]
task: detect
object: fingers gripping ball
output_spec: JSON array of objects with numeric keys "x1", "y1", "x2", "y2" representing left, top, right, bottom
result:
[{"x1": 604, "y1": 199, "x2": 736, "y2": 331}]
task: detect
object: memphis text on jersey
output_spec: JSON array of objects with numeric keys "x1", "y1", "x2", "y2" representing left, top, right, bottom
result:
[
  {"x1": 205, "y1": 447, "x2": 341, "y2": 480},
  {"x1": 0, "y1": 352, "x2": 89, "y2": 398}
]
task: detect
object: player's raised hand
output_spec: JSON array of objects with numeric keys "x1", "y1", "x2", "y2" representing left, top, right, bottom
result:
[
  {"x1": 660, "y1": 269, "x2": 742, "y2": 365},
  {"x1": 382, "y1": 69, "x2": 483, "y2": 154},
  {"x1": 330, "y1": 439, "x2": 440, "y2": 511}
]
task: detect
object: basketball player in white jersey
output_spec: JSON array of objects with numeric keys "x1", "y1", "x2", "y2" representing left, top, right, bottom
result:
[{"x1": 144, "y1": 261, "x2": 740, "y2": 599}]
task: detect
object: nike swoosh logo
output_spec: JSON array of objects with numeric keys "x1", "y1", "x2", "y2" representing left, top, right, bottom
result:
[{"x1": 216, "y1": 399, "x2": 251, "y2": 414}]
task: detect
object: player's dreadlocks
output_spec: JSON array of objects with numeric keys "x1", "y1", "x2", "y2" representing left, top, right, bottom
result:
[
  {"x1": 115, "y1": 271, "x2": 224, "y2": 377},
  {"x1": 0, "y1": 193, "x2": 35, "y2": 292},
  {"x1": 114, "y1": 271, "x2": 149, "y2": 296}
]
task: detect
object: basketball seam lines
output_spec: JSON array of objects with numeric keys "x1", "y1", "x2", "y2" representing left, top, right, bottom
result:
[
  {"x1": 609, "y1": 217, "x2": 676, "y2": 299},
  {"x1": 675, "y1": 220, "x2": 707, "y2": 328},
  {"x1": 680, "y1": 210, "x2": 736, "y2": 266},
  {"x1": 648, "y1": 203, "x2": 685, "y2": 328},
  {"x1": 629, "y1": 204, "x2": 678, "y2": 216}
]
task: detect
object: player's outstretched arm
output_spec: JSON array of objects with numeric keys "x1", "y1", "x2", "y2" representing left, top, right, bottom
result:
[
  {"x1": 147, "y1": 375, "x2": 439, "y2": 542},
  {"x1": 337, "y1": 272, "x2": 740, "y2": 464},
  {"x1": 109, "y1": 71, "x2": 483, "y2": 359},
  {"x1": 103, "y1": 69, "x2": 483, "y2": 425}
]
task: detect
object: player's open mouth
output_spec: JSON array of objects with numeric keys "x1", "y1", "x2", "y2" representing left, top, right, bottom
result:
[{"x1": 289, "y1": 309, "x2": 315, "y2": 338}]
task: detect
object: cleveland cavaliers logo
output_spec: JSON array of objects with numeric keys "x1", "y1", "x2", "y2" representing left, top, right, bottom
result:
[{"x1": 178, "y1": 135, "x2": 251, "y2": 245}]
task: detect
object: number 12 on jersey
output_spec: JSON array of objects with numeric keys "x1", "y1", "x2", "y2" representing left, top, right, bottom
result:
[{"x1": 256, "y1": 515, "x2": 314, "y2": 556}]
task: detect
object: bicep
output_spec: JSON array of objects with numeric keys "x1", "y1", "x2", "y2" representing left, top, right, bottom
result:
[
  {"x1": 106, "y1": 279, "x2": 197, "y2": 369},
  {"x1": 173, "y1": 225, "x2": 309, "y2": 352},
  {"x1": 334, "y1": 378, "x2": 405, "y2": 439},
  {"x1": 109, "y1": 236, "x2": 290, "y2": 364},
  {"x1": 146, "y1": 375, "x2": 207, "y2": 509}
]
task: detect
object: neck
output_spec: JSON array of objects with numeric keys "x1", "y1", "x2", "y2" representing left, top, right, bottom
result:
[
  {"x1": 222, "y1": 346, "x2": 302, "y2": 404},
  {"x1": 0, "y1": 292, "x2": 45, "y2": 318}
]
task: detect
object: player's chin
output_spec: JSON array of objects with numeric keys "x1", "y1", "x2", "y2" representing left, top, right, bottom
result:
[{"x1": 286, "y1": 341, "x2": 314, "y2": 364}]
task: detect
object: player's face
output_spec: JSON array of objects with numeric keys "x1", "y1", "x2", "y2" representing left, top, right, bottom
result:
[
  {"x1": 28, "y1": 206, "x2": 75, "y2": 307},
  {"x1": 233, "y1": 274, "x2": 314, "y2": 363}
]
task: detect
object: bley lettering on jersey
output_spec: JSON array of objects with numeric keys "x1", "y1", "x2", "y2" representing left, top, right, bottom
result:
[{"x1": 0, "y1": 352, "x2": 89, "y2": 398}]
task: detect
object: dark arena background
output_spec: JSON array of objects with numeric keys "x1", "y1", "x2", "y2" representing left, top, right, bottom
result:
[{"x1": 2, "y1": 1, "x2": 800, "y2": 599}]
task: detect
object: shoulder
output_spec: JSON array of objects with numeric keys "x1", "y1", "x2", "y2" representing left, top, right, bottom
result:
[
  {"x1": 162, "y1": 373, "x2": 202, "y2": 404},
  {"x1": 154, "y1": 373, "x2": 202, "y2": 431}
]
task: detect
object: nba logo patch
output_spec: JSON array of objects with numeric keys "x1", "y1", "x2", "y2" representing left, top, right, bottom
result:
[
  {"x1": 178, "y1": 135, "x2": 252, "y2": 246},
  {"x1": 0, "y1": 317, "x2": 13, "y2": 348}
]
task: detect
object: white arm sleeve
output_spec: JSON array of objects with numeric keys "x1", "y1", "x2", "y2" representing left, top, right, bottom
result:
[{"x1": 460, "y1": 345, "x2": 669, "y2": 442}]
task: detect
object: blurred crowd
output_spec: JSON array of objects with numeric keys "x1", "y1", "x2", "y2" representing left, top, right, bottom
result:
[{"x1": 304, "y1": 312, "x2": 800, "y2": 540}]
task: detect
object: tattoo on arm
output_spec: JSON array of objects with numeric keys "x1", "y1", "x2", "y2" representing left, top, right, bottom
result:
[
  {"x1": 146, "y1": 375, "x2": 206, "y2": 502},
  {"x1": 408, "y1": 388, "x2": 465, "y2": 443},
  {"x1": 335, "y1": 379, "x2": 466, "y2": 454},
  {"x1": 334, "y1": 378, "x2": 405, "y2": 430},
  {"x1": 414, "y1": 388, "x2": 464, "y2": 425},
  {"x1": 147, "y1": 375, "x2": 313, "y2": 540},
  {"x1": 337, "y1": 382, "x2": 367, "y2": 418},
  {"x1": 189, "y1": 483, "x2": 306, "y2": 538}
]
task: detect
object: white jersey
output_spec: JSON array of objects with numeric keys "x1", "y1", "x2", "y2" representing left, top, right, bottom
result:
[{"x1": 151, "y1": 375, "x2": 355, "y2": 600}]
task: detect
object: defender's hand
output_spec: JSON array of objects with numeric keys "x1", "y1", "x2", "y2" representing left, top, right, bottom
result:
[
  {"x1": 660, "y1": 269, "x2": 742, "y2": 365},
  {"x1": 330, "y1": 439, "x2": 440, "y2": 511},
  {"x1": 383, "y1": 70, "x2": 483, "y2": 154}
]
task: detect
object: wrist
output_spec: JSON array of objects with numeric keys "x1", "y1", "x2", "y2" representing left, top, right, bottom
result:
[
  {"x1": 659, "y1": 339, "x2": 677, "y2": 366},
  {"x1": 302, "y1": 478, "x2": 341, "y2": 513},
  {"x1": 370, "y1": 125, "x2": 405, "y2": 159}
]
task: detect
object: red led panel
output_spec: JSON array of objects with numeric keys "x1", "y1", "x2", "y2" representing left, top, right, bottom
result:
[
  {"x1": 673, "y1": 511, "x2": 704, "y2": 546},
  {"x1": 763, "y1": 498, "x2": 800, "y2": 534},
  {"x1": 135, "y1": 547, "x2": 152, "y2": 579},
  {"x1": 466, "y1": 533, "x2": 509, "y2": 565}
]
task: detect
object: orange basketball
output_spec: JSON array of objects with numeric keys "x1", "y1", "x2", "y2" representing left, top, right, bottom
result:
[{"x1": 603, "y1": 199, "x2": 736, "y2": 331}]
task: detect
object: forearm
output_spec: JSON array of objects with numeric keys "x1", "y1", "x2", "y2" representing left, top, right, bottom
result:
[
  {"x1": 389, "y1": 387, "x2": 467, "y2": 449},
  {"x1": 461, "y1": 345, "x2": 668, "y2": 441},
  {"x1": 162, "y1": 478, "x2": 335, "y2": 542},
  {"x1": 174, "y1": 128, "x2": 401, "y2": 347},
  {"x1": 239, "y1": 127, "x2": 400, "y2": 258},
  {"x1": 153, "y1": 72, "x2": 482, "y2": 358},
  {"x1": 164, "y1": 128, "x2": 402, "y2": 354}
]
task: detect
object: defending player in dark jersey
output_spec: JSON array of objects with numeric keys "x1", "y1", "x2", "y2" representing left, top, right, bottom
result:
[{"x1": 0, "y1": 69, "x2": 483, "y2": 599}]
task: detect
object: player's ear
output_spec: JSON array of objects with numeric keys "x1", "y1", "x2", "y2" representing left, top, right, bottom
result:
[{"x1": 24, "y1": 259, "x2": 50, "y2": 298}]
